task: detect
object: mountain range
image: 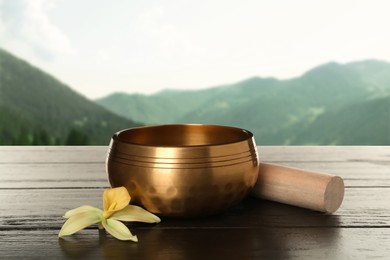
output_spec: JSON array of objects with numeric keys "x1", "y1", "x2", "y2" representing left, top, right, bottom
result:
[
  {"x1": 96, "y1": 60, "x2": 390, "y2": 145},
  {"x1": 0, "y1": 48, "x2": 140, "y2": 145},
  {"x1": 1, "y1": 47, "x2": 389, "y2": 145}
]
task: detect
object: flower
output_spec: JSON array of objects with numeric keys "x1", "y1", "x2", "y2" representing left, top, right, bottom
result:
[{"x1": 58, "y1": 187, "x2": 160, "y2": 242}]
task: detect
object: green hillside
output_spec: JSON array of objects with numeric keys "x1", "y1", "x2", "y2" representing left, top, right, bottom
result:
[
  {"x1": 0, "y1": 49, "x2": 140, "y2": 145},
  {"x1": 289, "y1": 96, "x2": 390, "y2": 145},
  {"x1": 96, "y1": 60, "x2": 390, "y2": 145}
]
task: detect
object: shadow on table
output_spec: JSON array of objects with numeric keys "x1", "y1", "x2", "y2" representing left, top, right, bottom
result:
[{"x1": 59, "y1": 197, "x2": 341, "y2": 259}]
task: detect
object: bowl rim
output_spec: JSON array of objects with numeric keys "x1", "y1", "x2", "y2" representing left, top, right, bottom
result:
[{"x1": 113, "y1": 124, "x2": 254, "y2": 148}]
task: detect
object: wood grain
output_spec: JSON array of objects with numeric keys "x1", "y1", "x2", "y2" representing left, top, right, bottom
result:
[
  {"x1": 0, "y1": 146, "x2": 389, "y2": 259},
  {"x1": 0, "y1": 228, "x2": 389, "y2": 260},
  {"x1": 0, "y1": 188, "x2": 389, "y2": 228}
]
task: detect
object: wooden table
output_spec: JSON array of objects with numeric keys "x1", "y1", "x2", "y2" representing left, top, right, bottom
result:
[{"x1": 1, "y1": 146, "x2": 389, "y2": 259}]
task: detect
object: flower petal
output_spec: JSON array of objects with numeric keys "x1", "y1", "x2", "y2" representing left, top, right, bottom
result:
[
  {"x1": 103, "y1": 187, "x2": 131, "y2": 218},
  {"x1": 63, "y1": 205, "x2": 102, "y2": 219},
  {"x1": 111, "y1": 205, "x2": 161, "y2": 223},
  {"x1": 59, "y1": 211, "x2": 102, "y2": 237},
  {"x1": 102, "y1": 218, "x2": 138, "y2": 242}
]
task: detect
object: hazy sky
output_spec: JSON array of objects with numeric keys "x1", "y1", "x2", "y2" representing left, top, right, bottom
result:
[{"x1": 1, "y1": 0, "x2": 390, "y2": 98}]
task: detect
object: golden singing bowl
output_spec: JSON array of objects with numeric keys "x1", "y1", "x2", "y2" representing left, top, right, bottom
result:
[{"x1": 106, "y1": 124, "x2": 259, "y2": 218}]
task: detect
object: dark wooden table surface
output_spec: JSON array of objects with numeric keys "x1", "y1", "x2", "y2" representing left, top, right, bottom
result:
[{"x1": 1, "y1": 146, "x2": 389, "y2": 259}]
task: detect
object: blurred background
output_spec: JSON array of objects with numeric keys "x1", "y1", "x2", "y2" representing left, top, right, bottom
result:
[{"x1": 0, "y1": 0, "x2": 389, "y2": 145}]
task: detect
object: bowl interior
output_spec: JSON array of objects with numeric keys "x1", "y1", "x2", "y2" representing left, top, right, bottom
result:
[{"x1": 116, "y1": 124, "x2": 253, "y2": 147}]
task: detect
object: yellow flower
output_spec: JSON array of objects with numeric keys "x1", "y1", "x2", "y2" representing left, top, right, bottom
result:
[{"x1": 58, "y1": 187, "x2": 160, "y2": 242}]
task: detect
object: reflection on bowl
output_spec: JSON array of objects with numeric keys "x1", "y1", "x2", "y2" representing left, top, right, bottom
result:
[{"x1": 106, "y1": 124, "x2": 259, "y2": 218}]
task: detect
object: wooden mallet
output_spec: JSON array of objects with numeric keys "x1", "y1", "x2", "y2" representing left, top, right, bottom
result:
[{"x1": 251, "y1": 163, "x2": 345, "y2": 213}]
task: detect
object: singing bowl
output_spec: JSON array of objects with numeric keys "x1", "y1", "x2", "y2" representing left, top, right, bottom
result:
[{"x1": 106, "y1": 124, "x2": 259, "y2": 218}]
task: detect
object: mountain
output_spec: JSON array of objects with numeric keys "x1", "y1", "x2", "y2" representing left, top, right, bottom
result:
[
  {"x1": 289, "y1": 96, "x2": 390, "y2": 145},
  {"x1": 96, "y1": 60, "x2": 390, "y2": 145},
  {"x1": 0, "y1": 49, "x2": 140, "y2": 145},
  {"x1": 96, "y1": 77, "x2": 280, "y2": 125}
]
